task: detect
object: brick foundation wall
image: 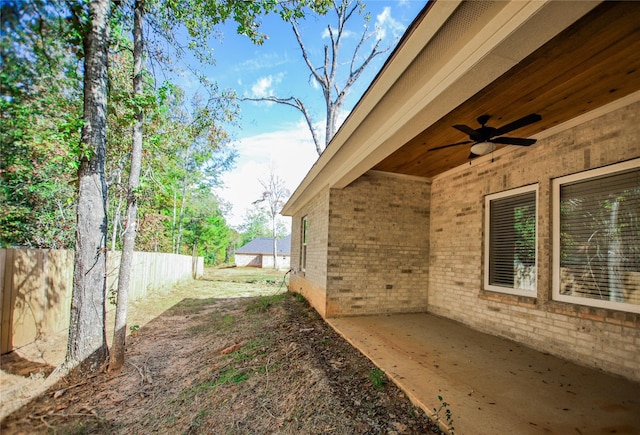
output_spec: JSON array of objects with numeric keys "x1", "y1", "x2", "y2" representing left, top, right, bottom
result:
[
  {"x1": 428, "y1": 101, "x2": 640, "y2": 381},
  {"x1": 325, "y1": 172, "x2": 431, "y2": 317},
  {"x1": 289, "y1": 188, "x2": 330, "y2": 317}
]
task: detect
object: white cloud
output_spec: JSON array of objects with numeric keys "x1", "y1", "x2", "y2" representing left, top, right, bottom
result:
[
  {"x1": 376, "y1": 6, "x2": 406, "y2": 41},
  {"x1": 322, "y1": 26, "x2": 355, "y2": 39},
  {"x1": 250, "y1": 74, "x2": 281, "y2": 98},
  {"x1": 215, "y1": 122, "x2": 320, "y2": 228},
  {"x1": 237, "y1": 52, "x2": 291, "y2": 72},
  {"x1": 251, "y1": 77, "x2": 270, "y2": 97}
]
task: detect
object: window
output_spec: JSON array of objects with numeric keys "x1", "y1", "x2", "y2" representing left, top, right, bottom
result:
[
  {"x1": 300, "y1": 216, "x2": 308, "y2": 271},
  {"x1": 484, "y1": 185, "x2": 538, "y2": 296},
  {"x1": 553, "y1": 159, "x2": 640, "y2": 313}
]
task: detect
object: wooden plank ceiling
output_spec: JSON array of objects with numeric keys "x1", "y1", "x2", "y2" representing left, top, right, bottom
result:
[{"x1": 373, "y1": 1, "x2": 640, "y2": 179}]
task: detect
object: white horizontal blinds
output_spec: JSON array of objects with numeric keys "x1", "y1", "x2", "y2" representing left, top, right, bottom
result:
[
  {"x1": 559, "y1": 168, "x2": 640, "y2": 305},
  {"x1": 302, "y1": 217, "x2": 308, "y2": 244},
  {"x1": 489, "y1": 191, "x2": 536, "y2": 290},
  {"x1": 301, "y1": 217, "x2": 308, "y2": 270}
]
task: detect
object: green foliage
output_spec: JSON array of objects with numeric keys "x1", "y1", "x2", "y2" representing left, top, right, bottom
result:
[
  {"x1": 178, "y1": 186, "x2": 234, "y2": 264},
  {"x1": 368, "y1": 368, "x2": 387, "y2": 390},
  {"x1": 238, "y1": 206, "x2": 271, "y2": 246},
  {"x1": 295, "y1": 293, "x2": 307, "y2": 303},
  {"x1": 433, "y1": 395, "x2": 455, "y2": 435},
  {"x1": 514, "y1": 204, "x2": 536, "y2": 265},
  {"x1": 246, "y1": 293, "x2": 287, "y2": 313},
  {"x1": 1, "y1": 1, "x2": 82, "y2": 248}
]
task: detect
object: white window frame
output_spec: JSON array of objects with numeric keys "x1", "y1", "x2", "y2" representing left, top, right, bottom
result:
[
  {"x1": 552, "y1": 158, "x2": 640, "y2": 314},
  {"x1": 300, "y1": 216, "x2": 308, "y2": 272},
  {"x1": 484, "y1": 184, "x2": 538, "y2": 297}
]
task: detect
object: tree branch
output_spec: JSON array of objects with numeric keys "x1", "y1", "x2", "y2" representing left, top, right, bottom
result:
[
  {"x1": 242, "y1": 96, "x2": 323, "y2": 155},
  {"x1": 291, "y1": 22, "x2": 325, "y2": 88}
]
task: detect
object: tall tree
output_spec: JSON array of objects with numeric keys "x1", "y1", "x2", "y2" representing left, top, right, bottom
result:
[
  {"x1": 109, "y1": 0, "x2": 145, "y2": 372},
  {"x1": 239, "y1": 206, "x2": 271, "y2": 246},
  {"x1": 181, "y1": 187, "x2": 232, "y2": 266},
  {"x1": 246, "y1": 0, "x2": 393, "y2": 155},
  {"x1": 65, "y1": 0, "x2": 112, "y2": 374},
  {"x1": 254, "y1": 170, "x2": 290, "y2": 269}
]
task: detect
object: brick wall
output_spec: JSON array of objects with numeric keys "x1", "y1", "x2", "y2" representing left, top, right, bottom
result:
[
  {"x1": 289, "y1": 188, "x2": 330, "y2": 317},
  {"x1": 428, "y1": 101, "x2": 640, "y2": 381},
  {"x1": 325, "y1": 171, "x2": 431, "y2": 316}
]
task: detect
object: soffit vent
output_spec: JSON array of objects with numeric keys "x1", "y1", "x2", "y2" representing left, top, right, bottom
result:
[
  {"x1": 402, "y1": 1, "x2": 498, "y2": 97},
  {"x1": 357, "y1": 1, "x2": 499, "y2": 139}
]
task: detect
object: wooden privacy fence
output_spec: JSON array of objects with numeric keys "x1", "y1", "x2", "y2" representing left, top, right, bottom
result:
[{"x1": 0, "y1": 249, "x2": 204, "y2": 354}]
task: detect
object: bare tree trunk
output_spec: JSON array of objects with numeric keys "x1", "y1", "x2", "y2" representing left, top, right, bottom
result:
[
  {"x1": 171, "y1": 190, "x2": 177, "y2": 253},
  {"x1": 64, "y1": 0, "x2": 111, "y2": 375},
  {"x1": 176, "y1": 178, "x2": 187, "y2": 253},
  {"x1": 192, "y1": 240, "x2": 198, "y2": 278},
  {"x1": 111, "y1": 170, "x2": 123, "y2": 251},
  {"x1": 272, "y1": 218, "x2": 278, "y2": 269},
  {"x1": 109, "y1": 0, "x2": 144, "y2": 371}
]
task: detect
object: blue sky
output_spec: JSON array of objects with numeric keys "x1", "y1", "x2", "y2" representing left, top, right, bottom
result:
[{"x1": 175, "y1": 1, "x2": 426, "y2": 228}]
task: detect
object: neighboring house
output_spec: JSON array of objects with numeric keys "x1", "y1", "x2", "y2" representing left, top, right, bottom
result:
[
  {"x1": 282, "y1": 1, "x2": 640, "y2": 382},
  {"x1": 235, "y1": 235, "x2": 291, "y2": 269}
]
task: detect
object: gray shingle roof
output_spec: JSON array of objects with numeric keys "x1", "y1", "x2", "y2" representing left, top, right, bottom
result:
[{"x1": 236, "y1": 235, "x2": 291, "y2": 256}]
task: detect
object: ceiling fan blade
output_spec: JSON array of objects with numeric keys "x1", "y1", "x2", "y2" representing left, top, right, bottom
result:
[
  {"x1": 493, "y1": 114, "x2": 542, "y2": 136},
  {"x1": 453, "y1": 124, "x2": 479, "y2": 136},
  {"x1": 429, "y1": 140, "x2": 473, "y2": 152},
  {"x1": 492, "y1": 137, "x2": 536, "y2": 146}
]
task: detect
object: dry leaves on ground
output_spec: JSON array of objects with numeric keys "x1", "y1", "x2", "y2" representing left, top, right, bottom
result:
[{"x1": 1, "y1": 269, "x2": 441, "y2": 434}]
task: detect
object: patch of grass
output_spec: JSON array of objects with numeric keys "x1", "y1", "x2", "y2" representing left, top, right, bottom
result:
[
  {"x1": 246, "y1": 293, "x2": 287, "y2": 312},
  {"x1": 53, "y1": 418, "x2": 113, "y2": 435},
  {"x1": 188, "y1": 410, "x2": 209, "y2": 432},
  {"x1": 217, "y1": 368, "x2": 251, "y2": 385},
  {"x1": 231, "y1": 338, "x2": 265, "y2": 362},
  {"x1": 369, "y1": 368, "x2": 388, "y2": 390},
  {"x1": 295, "y1": 293, "x2": 307, "y2": 303},
  {"x1": 183, "y1": 367, "x2": 252, "y2": 401},
  {"x1": 187, "y1": 312, "x2": 234, "y2": 336},
  {"x1": 230, "y1": 372, "x2": 250, "y2": 383},
  {"x1": 171, "y1": 297, "x2": 217, "y2": 316},
  {"x1": 224, "y1": 272, "x2": 285, "y2": 284}
]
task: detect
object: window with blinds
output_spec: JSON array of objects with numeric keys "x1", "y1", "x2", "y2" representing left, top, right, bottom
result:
[
  {"x1": 484, "y1": 185, "x2": 538, "y2": 296},
  {"x1": 553, "y1": 159, "x2": 640, "y2": 313},
  {"x1": 301, "y1": 216, "x2": 308, "y2": 272}
]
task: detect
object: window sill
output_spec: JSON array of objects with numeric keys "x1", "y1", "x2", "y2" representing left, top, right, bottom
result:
[{"x1": 479, "y1": 289, "x2": 537, "y2": 307}]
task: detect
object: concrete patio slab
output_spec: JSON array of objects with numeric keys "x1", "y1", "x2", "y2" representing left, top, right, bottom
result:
[{"x1": 328, "y1": 313, "x2": 640, "y2": 435}]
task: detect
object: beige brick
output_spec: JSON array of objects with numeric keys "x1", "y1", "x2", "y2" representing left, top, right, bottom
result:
[
  {"x1": 290, "y1": 101, "x2": 640, "y2": 382},
  {"x1": 428, "y1": 101, "x2": 640, "y2": 381}
]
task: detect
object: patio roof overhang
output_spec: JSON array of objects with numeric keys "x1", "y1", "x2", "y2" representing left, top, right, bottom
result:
[{"x1": 282, "y1": 0, "x2": 640, "y2": 217}]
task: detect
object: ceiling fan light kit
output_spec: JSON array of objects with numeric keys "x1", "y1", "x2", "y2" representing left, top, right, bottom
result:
[{"x1": 470, "y1": 141, "x2": 496, "y2": 156}]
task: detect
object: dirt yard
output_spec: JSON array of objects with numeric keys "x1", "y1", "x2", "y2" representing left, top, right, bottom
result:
[{"x1": 1, "y1": 267, "x2": 441, "y2": 434}]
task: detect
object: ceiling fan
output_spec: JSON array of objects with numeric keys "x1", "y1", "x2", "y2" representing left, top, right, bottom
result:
[{"x1": 429, "y1": 113, "x2": 542, "y2": 158}]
